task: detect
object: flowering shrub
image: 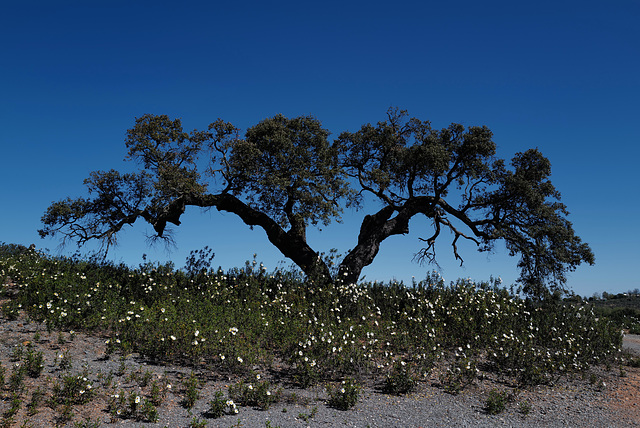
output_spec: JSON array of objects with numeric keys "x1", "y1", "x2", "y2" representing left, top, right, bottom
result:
[
  {"x1": 181, "y1": 372, "x2": 200, "y2": 409},
  {"x1": 228, "y1": 375, "x2": 281, "y2": 410},
  {"x1": 0, "y1": 243, "x2": 624, "y2": 403},
  {"x1": 206, "y1": 390, "x2": 238, "y2": 418},
  {"x1": 50, "y1": 370, "x2": 95, "y2": 405},
  {"x1": 384, "y1": 360, "x2": 417, "y2": 395},
  {"x1": 107, "y1": 390, "x2": 158, "y2": 422},
  {"x1": 326, "y1": 378, "x2": 360, "y2": 410}
]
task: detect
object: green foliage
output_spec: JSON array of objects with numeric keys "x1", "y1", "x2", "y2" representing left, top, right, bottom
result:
[
  {"x1": 591, "y1": 296, "x2": 640, "y2": 333},
  {"x1": 187, "y1": 416, "x2": 208, "y2": 428},
  {"x1": 57, "y1": 402, "x2": 74, "y2": 425},
  {"x1": 50, "y1": 370, "x2": 95, "y2": 406},
  {"x1": 384, "y1": 361, "x2": 417, "y2": 395},
  {"x1": 207, "y1": 390, "x2": 238, "y2": 418},
  {"x1": 232, "y1": 114, "x2": 354, "y2": 230},
  {"x1": 27, "y1": 387, "x2": 45, "y2": 416},
  {"x1": 107, "y1": 389, "x2": 159, "y2": 422},
  {"x1": 292, "y1": 357, "x2": 320, "y2": 388},
  {"x1": 56, "y1": 350, "x2": 73, "y2": 371},
  {"x1": 0, "y1": 244, "x2": 623, "y2": 404},
  {"x1": 10, "y1": 345, "x2": 24, "y2": 362},
  {"x1": 519, "y1": 400, "x2": 532, "y2": 416},
  {"x1": 37, "y1": 108, "x2": 594, "y2": 296},
  {"x1": 0, "y1": 364, "x2": 5, "y2": 389},
  {"x1": 228, "y1": 375, "x2": 281, "y2": 410},
  {"x1": 149, "y1": 378, "x2": 170, "y2": 406},
  {"x1": 626, "y1": 357, "x2": 640, "y2": 368},
  {"x1": 8, "y1": 364, "x2": 26, "y2": 393},
  {"x1": 1, "y1": 300, "x2": 20, "y2": 320},
  {"x1": 484, "y1": 389, "x2": 509, "y2": 415},
  {"x1": 184, "y1": 246, "x2": 216, "y2": 279},
  {"x1": 139, "y1": 399, "x2": 159, "y2": 422},
  {"x1": 326, "y1": 378, "x2": 360, "y2": 410},
  {"x1": 297, "y1": 406, "x2": 318, "y2": 422},
  {"x1": 3, "y1": 394, "x2": 22, "y2": 419},
  {"x1": 441, "y1": 353, "x2": 478, "y2": 395},
  {"x1": 72, "y1": 418, "x2": 102, "y2": 428},
  {"x1": 206, "y1": 390, "x2": 226, "y2": 418},
  {"x1": 181, "y1": 372, "x2": 200, "y2": 409},
  {"x1": 24, "y1": 345, "x2": 44, "y2": 378}
]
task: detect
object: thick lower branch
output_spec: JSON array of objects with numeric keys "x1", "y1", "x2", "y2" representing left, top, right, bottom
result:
[
  {"x1": 154, "y1": 194, "x2": 330, "y2": 280},
  {"x1": 338, "y1": 195, "x2": 494, "y2": 284}
]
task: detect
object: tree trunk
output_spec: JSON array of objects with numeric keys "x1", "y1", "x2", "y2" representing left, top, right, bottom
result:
[
  {"x1": 338, "y1": 205, "x2": 413, "y2": 284},
  {"x1": 337, "y1": 197, "x2": 440, "y2": 284}
]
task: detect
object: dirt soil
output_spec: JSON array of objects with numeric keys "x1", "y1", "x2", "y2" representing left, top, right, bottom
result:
[{"x1": 0, "y1": 312, "x2": 639, "y2": 427}]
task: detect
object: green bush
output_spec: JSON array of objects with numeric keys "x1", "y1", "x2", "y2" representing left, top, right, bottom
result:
[
  {"x1": 0, "y1": 243, "x2": 624, "y2": 397},
  {"x1": 50, "y1": 371, "x2": 95, "y2": 406},
  {"x1": 181, "y1": 372, "x2": 200, "y2": 409},
  {"x1": 326, "y1": 378, "x2": 360, "y2": 410},
  {"x1": 228, "y1": 375, "x2": 281, "y2": 410},
  {"x1": 384, "y1": 361, "x2": 417, "y2": 395},
  {"x1": 485, "y1": 389, "x2": 508, "y2": 415}
]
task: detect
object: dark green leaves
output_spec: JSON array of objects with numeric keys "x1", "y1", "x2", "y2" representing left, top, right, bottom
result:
[
  {"x1": 228, "y1": 114, "x2": 355, "y2": 231},
  {"x1": 339, "y1": 109, "x2": 497, "y2": 203},
  {"x1": 40, "y1": 110, "x2": 594, "y2": 297},
  {"x1": 125, "y1": 114, "x2": 207, "y2": 202},
  {"x1": 472, "y1": 149, "x2": 595, "y2": 296},
  {"x1": 39, "y1": 170, "x2": 154, "y2": 250}
]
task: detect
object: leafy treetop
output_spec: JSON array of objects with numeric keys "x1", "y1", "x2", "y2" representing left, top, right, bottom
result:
[{"x1": 40, "y1": 108, "x2": 594, "y2": 297}]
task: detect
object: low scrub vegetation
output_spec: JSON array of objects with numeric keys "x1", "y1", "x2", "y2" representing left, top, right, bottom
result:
[
  {"x1": 0, "y1": 243, "x2": 626, "y2": 423},
  {"x1": 590, "y1": 295, "x2": 640, "y2": 334}
]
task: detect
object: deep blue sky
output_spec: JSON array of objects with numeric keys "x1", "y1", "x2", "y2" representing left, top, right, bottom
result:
[{"x1": 2, "y1": 0, "x2": 638, "y2": 296}]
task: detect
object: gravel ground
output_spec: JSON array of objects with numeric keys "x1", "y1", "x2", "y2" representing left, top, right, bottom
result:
[
  {"x1": 1, "y1": 313, "x2": 639, "y2": 427},
  {"x1": 623, "y1": 334, "x2": 640, "y2": 355}
]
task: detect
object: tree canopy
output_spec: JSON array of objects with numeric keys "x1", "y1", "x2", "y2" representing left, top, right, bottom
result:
[{"x1": 40, "y1": 108, "x2": 594, "y2": 296}]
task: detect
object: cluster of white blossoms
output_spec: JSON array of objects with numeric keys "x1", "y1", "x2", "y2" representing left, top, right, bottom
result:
[{"x1": 225, "y1": 399, "x2": 238, "y2": 414}]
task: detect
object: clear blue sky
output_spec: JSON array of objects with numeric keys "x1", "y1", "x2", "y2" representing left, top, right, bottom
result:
[{"x1": 1, "y1": 0, "x2": 638, "y2": 297}]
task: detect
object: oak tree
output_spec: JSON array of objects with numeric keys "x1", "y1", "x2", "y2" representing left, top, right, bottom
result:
[{"x1": 40, "y1": 109, "x2": 594, "y2": 296}]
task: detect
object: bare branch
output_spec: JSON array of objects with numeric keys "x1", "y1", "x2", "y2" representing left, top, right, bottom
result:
[{"x1": 414, "y1": 221, "x2": 441, "y2": 266}]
